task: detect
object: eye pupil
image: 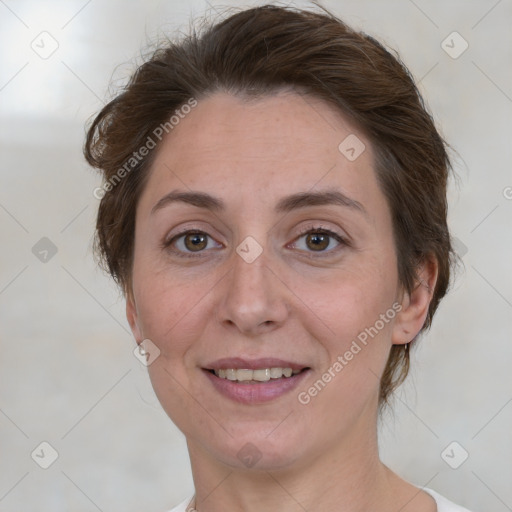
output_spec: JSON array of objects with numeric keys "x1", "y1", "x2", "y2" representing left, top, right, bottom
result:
[
  {"x1": 306, "y1": 233, "x2": 329, "y2": 251},
  {"x1": 185, "y1": 233, "x2": 207, "y2": 251}
]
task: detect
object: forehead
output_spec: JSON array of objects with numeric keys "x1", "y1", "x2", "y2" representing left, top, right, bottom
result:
[{"x1": 139, "y1": 91, "x2": 380, "y2": 214}]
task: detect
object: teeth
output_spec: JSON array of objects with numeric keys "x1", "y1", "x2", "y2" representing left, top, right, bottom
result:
[
  {"x1": 253, "y1": 369, "x2": 270, "y2": 381},
  {"x1": 213, "y1": 367, "x2": 302, "y2": 381},
  {"x1": 269, "y1": 367, "x2": 282, "y2": 378},
  {"x1": 236, "y1": 369, "x2": 253, "y2": 381}
]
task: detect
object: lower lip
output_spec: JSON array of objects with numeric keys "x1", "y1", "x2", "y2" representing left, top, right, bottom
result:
[{"x1": 202, "y1": 369, "x2": 311, "y2": 404}]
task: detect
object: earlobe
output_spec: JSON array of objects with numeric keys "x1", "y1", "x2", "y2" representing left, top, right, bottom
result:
[
  {"x1": 391, "y1": 257, "x2": 439, "y2": 346},
  {"x1": 126, "y1": 291, "x2": 143, "y2": 344}
]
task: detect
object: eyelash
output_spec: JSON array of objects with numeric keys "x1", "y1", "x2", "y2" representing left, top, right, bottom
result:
[
  {"x1": 292, "y1": 225, "x2": 348, "y2": 256},
  {"x1": 162, "y1": 225, "x2": 348, "y2": 259}
]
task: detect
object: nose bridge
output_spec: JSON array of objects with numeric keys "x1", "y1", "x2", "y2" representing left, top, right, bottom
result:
[{"x1": 217, "y1": 236, "x2": 288, "y2": 334}]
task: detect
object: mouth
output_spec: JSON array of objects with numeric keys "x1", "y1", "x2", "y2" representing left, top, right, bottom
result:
[
  {"x1": 204, "y1": 367, "x2": 309, "y2": 383},
  {"x1": 201, "y1": 358, "x2": 311, "y2": 404}
]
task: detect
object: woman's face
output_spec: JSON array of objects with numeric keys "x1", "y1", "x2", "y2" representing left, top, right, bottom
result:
[{"x1": 127, "y1": 91, "x2": 424, "y2": 470}]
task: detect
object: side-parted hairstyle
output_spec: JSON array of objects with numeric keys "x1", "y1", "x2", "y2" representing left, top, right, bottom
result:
[{"x1": 84, "y1": 4, "x2": 455, "y2": 407}]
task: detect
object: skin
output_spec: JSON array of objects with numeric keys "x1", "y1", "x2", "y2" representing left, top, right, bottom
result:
[{"x1": 126, "y1": 90, "x2": 438, "y2": 512}]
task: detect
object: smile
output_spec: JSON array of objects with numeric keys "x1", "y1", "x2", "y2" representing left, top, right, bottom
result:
[
  {"x1": 203, "y1": 366, "x2": 311, "y2": 404},
  {"x1": 212, "y1": 367, "x2": 303, "y2": 382}
]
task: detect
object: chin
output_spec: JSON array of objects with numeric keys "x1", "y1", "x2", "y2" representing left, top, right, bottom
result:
[{"x1": 210, "y1": 429, "x2": 307, "y2": 471}]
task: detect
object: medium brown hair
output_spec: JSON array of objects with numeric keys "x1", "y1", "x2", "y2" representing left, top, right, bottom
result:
[{"x1": 84, "y1": 4, "x2": 455, "y2": 406}]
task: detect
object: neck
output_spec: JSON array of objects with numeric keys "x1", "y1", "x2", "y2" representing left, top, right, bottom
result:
[{"x1": 186, "y1": 404, "x2": 399, "y2": 512}]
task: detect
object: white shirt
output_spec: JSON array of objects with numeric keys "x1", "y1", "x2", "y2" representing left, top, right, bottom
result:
[{"x1": 165, "y1": 488, "x2": 474, "y2": 511}]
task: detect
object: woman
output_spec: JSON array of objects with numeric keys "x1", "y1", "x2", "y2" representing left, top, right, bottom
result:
[{"x1": 85, "y1": 4, "x2": 473, "y2": 511}]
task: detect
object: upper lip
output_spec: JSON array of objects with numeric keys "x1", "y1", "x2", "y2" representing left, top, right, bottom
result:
[{"x1": 203, "y1": 357, "x2": 309, "y2": 371}]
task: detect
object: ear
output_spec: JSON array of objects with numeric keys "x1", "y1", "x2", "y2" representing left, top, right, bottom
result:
[
  {"x1": 126, "y1": 288, "x2": 143, "y2": 345},
  {"x1": 391, "y1": 255, "x2": 439, "y2": 345}
]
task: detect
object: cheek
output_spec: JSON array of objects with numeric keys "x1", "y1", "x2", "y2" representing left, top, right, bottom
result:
[
  {"x1": 131, "y1": 268, "x2": 204, "y2": 358},
  {"x1": 290, "y1": 251, "x2": 398, "y2": 393},
  {"x1": 132, "y1": 273, "x2": 215, "y2": 432},
  {"x1": 294, "y1": 280, "x2": 396, "y2": 425},
  {"x1": 292, "y1": 251, "x2": 397, "y2": 338}
]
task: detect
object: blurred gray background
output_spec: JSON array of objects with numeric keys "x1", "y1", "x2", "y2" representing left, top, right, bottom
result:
[{"x1": 0, "y1": 0, "x2": 511, "y2": 510}]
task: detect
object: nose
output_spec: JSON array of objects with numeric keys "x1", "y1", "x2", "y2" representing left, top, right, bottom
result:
[{"x1": 215, "y1": 246, "x2": 289, "y2": 336}]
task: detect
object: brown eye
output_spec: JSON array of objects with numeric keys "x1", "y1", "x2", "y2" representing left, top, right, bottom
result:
[
  {"x1": 184, "y1": 232, "x2": 208, "y2": 251},
  {"x1": 291, "y1": 227, "x2": 346, "y2": 255},
  {"x1": 164, "y1": 230, "x2": 222, "y2": 258},
  {"x1": 305, "y1": 233, "x2": 330, "y2": 251}
]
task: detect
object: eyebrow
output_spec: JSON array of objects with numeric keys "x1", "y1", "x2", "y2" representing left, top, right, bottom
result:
[{"x1": 150, "y1": 188, "x2": 367, "y2": 217}]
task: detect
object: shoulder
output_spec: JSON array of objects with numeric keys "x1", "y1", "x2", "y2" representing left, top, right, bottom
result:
[
  {"x1": 423, "y1": 488, "x2": 475, "y2": 512},
  {"x1": 166, "y1": 490, "x2": 475, "y2": 512},
  {"x1": 165, "y1": 495, "x2": 195, "y2": 512}
]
